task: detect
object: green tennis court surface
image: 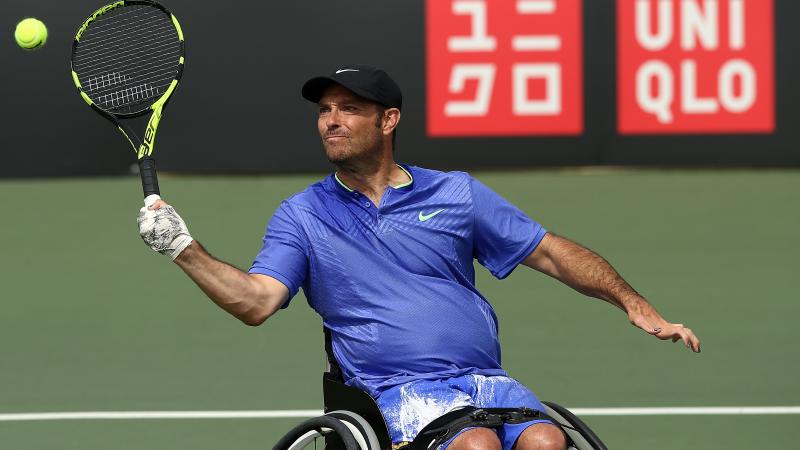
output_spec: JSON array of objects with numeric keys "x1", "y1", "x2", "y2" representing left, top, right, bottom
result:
[{"x1": 1, "y1": 169, "x2": 798, "y2": 449}]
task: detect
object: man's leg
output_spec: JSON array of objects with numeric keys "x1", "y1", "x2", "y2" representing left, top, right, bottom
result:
[
  {"x1": 512, "y1": 423, "x2": 566, "y2": 450},
  {"x1": 464, "y1": 375, "x2": 564, "y2": 450},
  {"x1": 438, "y1": 416, "x2": 565, "y2": 450},
  {"x1": 446, "y1": 428, "x2": 502, "y2": 450}
]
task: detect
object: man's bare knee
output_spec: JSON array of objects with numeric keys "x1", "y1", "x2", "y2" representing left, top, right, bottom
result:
[
  {"x1": 446, "y1": 427, "x2": 502, "y2": 450},
  {"x1": 514, "y1": 423, "x2": 566, "y2": 450}
]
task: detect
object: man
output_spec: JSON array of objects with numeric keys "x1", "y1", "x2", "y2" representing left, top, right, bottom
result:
[{"x1": 138, "y1": 65, "x2": 700, "y2": 450}]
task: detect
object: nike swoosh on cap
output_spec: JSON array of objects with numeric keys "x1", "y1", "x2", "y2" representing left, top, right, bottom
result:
[
  {"x1": 418, "y1": 209, "x2": 445, "y2": 222},
  {"x1": 336, "y1": 69, "x2": 360, "y2": 74}
]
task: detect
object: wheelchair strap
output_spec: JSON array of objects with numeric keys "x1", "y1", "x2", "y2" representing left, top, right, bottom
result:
[{"x1": 407, "y1": 407, "x2": 555, "y2": 450}]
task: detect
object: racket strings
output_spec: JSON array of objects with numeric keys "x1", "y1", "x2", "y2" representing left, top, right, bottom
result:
[
  {"x1": 74, "y1": 24, "x2": 178, "y2": 61},
  {"x1": 75, "y1": 24, "x2": 179, "y2": 92},
  {"x1": 72, "y1": 4, "x2": 181, "y2": 115},
  {"x1": 77, "y1": 10, "x2": 164, "y2": 44},
  {"x1": 81, "y1": 5, "x2": 160, "y2": 32},
  {"x1": 74, "y1": 40, "x2": 181, "y2": 77}
]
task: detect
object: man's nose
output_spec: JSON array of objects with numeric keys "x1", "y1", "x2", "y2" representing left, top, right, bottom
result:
[{"x1": 325, "y1": 108, "x2": 342, "y2": 128}]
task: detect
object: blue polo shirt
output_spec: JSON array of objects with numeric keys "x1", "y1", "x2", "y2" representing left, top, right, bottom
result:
[{"x1": 249, "y1": 165, "x2": 547, "y2": 397}]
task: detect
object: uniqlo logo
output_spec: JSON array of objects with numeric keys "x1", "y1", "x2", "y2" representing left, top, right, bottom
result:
[
  {"x1": 618, "y1": 0, "x2": 774, "y2": 134},
  {"x1": 426, "y1": 0, "x2": 583, "y2": 136}
]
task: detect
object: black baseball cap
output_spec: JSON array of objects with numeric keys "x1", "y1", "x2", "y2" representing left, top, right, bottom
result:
[{"x1": 301, "y1": 64, "x2": 403, "y2": 110}]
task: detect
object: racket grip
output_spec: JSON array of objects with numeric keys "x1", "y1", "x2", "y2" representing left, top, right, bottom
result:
[{"x1": 138, "y1": 156, "x2": 161, "y2": 198}]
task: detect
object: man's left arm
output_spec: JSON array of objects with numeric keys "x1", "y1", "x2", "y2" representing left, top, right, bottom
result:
[{"x1": 523, "y1": 233, "x2": 701, "y2": 353}]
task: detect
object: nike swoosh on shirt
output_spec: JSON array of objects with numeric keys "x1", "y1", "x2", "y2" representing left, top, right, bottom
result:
[
  {"x1": 336, "y1": 69, "x2": 359, "y2": 74},
  {"x1": 418, "y1": 209, "x2": 445, "y2": 222}
]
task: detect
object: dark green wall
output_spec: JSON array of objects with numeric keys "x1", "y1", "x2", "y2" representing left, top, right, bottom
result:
[{"x1": 2, "y1": 0, "x2": 798, "y2": 177}]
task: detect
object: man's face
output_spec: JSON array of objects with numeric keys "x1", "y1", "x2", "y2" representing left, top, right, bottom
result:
[{"x1": 317, "y1": 84, "x2": 385, "y2": 165}]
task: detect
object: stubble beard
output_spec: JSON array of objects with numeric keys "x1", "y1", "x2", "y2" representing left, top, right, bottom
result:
[
  {"x1": 324, "y1": 138, "x2": 354, "y2": 164},
  {"x1": 323, "y1": 130, "x2": 384, "y2": 166}
]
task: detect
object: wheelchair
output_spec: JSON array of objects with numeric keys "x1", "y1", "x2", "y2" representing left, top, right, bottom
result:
[{"x1": 273, "y1": 331, "x2": 608, "y2": 450}]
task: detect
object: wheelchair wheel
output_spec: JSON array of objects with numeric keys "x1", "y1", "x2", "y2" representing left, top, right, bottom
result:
[
  {"x1": 542, "y1": 402, "x2": 608, "y2": 450},
  {"x1": 272, "y1": 412, "x2": 381, "y2": 450}
]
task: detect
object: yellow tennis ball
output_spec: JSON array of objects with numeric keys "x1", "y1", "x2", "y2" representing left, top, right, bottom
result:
[{"x1": 14, "y1": 18, "x2": 48, "y2": 50}]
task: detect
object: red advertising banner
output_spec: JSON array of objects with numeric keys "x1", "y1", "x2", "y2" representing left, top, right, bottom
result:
[
  {"x1": 426, "y1": 0, "x2": 583, "y2": 136},
  {"x1": 617, "y1": 0, "x2": 774, "y2": 134}
]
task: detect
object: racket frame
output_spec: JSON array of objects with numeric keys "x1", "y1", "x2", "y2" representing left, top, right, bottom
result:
[{"x1": 70, "y1": 0, "x2": 185, "y2": 197}]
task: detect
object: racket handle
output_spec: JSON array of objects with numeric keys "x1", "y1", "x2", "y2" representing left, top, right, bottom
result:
[{"x1": 138, "y1": 156, "x2": 161, "y2": 198}]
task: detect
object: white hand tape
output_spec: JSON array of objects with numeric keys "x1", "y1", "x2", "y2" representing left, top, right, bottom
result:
[{"x1": 144, "y1": 194, "x2": 162, "y2": 208}]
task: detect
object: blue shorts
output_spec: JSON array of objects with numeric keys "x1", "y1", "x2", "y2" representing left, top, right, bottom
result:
[{"x1": 375, "y1": 374, "x2": 552, "y2": 449}]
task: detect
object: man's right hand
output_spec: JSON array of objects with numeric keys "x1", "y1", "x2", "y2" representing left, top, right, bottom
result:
[{"x1": 137, "y1": 195, "x2": 194, "y2": 260}]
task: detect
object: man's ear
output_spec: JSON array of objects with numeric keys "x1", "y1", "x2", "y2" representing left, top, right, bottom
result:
[{"x1": 383, "y1": 108, "x2": 401, "y2": 136}]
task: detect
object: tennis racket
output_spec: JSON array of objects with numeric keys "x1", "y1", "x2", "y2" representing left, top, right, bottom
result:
[{"x1": 70, "y1": 0, "x2": 185, "y2": 202}]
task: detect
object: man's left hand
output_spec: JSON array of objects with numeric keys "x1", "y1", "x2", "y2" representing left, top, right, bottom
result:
[{"x1": 628, "y1": 305, "x2": 701, "y2": 353}]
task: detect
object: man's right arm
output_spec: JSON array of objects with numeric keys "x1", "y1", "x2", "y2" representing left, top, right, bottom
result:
[
  {"x1": 138, "y1": 198, "x2": 290, "y2": 326},
  {"x1": 173, "y1": 241, "x2": 289, "y2": 326}
]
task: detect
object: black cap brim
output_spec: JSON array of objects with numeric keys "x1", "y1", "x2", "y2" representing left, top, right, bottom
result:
[{"x1": 302, "y1": 76, "x2": 388, "y2": 107}]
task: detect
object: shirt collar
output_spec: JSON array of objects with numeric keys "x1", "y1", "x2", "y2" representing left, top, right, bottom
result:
[{"x1": 330, "y1": 164, "x2": 414, "y2": 196}]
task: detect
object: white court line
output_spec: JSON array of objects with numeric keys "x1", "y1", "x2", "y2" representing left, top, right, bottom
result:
[
  {"x1": 570, "y1": 407, "x2": 800, "y2": 416},
  {"x1": 2, "y1": 407, "x2": 800, "y2": 422},
  {"x1": 0, "y1": 410, "x2": 323, "y2": 422}
]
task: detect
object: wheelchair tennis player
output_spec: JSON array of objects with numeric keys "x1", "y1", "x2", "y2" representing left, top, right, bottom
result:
[{"x1": 138, "y1": 65, "x2": 701, "y2": 450}]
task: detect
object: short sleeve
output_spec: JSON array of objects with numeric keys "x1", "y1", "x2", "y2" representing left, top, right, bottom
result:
[
  {"x1": 248, "y1": 202, "x2": 309, "y2": 306},
  {"x1": 471, "y1": 177, "x2": 547, "y2": 279}
]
